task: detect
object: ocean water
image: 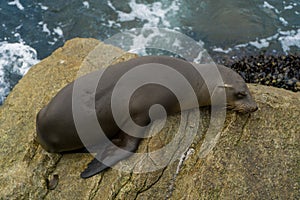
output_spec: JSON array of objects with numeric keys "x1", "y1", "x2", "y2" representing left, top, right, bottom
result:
[{"x1": 0, "y1": 0, "x2": 299, "y2": 104}]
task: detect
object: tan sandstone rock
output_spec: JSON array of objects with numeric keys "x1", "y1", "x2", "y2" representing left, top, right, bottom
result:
[{"x1": 0, "y1": 38, "x2": 299, "y2": 199}]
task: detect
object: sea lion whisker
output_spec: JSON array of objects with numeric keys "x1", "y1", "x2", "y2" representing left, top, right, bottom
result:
[{"x1": 218, "y1": 84, "x2": 234, "y2": 89}]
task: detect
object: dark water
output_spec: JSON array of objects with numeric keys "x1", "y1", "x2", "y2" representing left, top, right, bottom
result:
[{"x1": 0, "y1": 0, "x2": 299, "y2": 104}]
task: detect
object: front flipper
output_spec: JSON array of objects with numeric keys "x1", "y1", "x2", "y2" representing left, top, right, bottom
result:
[
  {"x1": 80, "y1": 134, "x2": 141, "y2": 178},
  {"x1": 62, "y1": 147, "x2": 89, "y2": 154},
  {"x1": 80, "y1": 159, "x2": 108, "y2": 178}
]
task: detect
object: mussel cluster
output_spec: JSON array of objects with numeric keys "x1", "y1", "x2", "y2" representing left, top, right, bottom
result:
[{"x1": 230, "y1": 54, "x2": 300, "y2": 92}]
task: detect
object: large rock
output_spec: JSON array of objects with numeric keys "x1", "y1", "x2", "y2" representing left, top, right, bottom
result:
[{"x1": 0, "y1": 38, "x2": 299, "y2": 199}]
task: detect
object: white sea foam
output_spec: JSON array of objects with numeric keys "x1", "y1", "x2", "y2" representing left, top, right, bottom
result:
[
  {"x1": 213, "y1": 29, "x2": 299, "y2": 54},
  {"x1": 284, "y1": 5, "x2": 293, "y2": 10},
  {"x1": 38, "y1": 21, "x2": 64, "y2": 45},
  {"x1": 83, "y1": 1, "x2": 90, "y2": 9},
  {"x1": 278, "y1": 29, "x2": 300, "y2": 52},
  {"x1": 107, "y1": 20, "x2": 121, "y2": 28},
  {"x1": 212, "y1": 47, "x2": 233, "y2": 54},
  {"x1": 106, "y1": 0, "x2": 207, "y2": 62},
  {"x1": 42, "y1": 23, "x2": 51, "y2": 35},
  {"x1": 53, "y1": 27, "x2": 63, "y2": 37},
  {"x1": 279, "y1": 17, "x2": 289, "y2": 26},
  {"x1": 8, "y1": 0, "x2": 24, "y2": 11},
  {"x1": 108, "y1": 0, "x2": 180, "y2": 27},
  {"x1": 114, "y1": 28, "x2": 206, "y2": 63},
  {"x1": 262, "y1": 1, "x2": 280, "y2": 14},
  {"x1": 0, "y1": 42, "x2": 39, "y2": 104},
  {"x1": 38, "y1": 3, "x2": 48, "y2": 10},
  {"x1": 249, "y1": 39, "x2": 270, "y2": 48}
]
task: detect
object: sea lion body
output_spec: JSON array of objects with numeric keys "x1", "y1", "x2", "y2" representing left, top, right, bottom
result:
[{"x1": 36, "y1": 56, "x2": 257, "y2": 178}]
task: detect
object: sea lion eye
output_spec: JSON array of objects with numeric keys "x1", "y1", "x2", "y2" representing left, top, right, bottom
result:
[{"x1": 236, "y1": 91, "x2": 247, "y2": 98}]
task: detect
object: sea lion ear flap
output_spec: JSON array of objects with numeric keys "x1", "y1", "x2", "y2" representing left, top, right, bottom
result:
[{"x1": 218, "y1": 84, "x2": 234, "y2": 89}]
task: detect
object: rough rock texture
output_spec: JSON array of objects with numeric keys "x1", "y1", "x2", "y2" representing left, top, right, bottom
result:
[{"x1": 0, "y1": 38, "x2": 299, "y2": 200}]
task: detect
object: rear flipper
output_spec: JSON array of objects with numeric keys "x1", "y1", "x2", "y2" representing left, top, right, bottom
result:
[{"x1": 80, "y1": 133, "x2": 141, "y2": 179}]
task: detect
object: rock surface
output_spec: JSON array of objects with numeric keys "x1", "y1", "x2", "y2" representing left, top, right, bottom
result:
[{"x1": 0, "y1": 38, "x2": 299, "y2": 199}]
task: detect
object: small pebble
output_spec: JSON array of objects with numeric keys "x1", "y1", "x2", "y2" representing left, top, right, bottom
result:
[{"x1": 47, "y1": 174, "x2": 59, "y2": 190}]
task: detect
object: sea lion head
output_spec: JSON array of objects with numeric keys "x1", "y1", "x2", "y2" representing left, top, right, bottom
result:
[{"x1": 217, "y1": 65, "x2": 258, "y2": 113}]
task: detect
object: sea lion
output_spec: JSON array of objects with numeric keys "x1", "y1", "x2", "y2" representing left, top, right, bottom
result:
[{"x1": 36, "y1": 56, "x2": 258, "y2": 178}]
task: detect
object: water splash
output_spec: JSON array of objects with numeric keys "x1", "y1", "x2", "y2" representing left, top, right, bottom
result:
[{"x1": 0, "y1": 42, "x2": 39, "y2": 105}]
